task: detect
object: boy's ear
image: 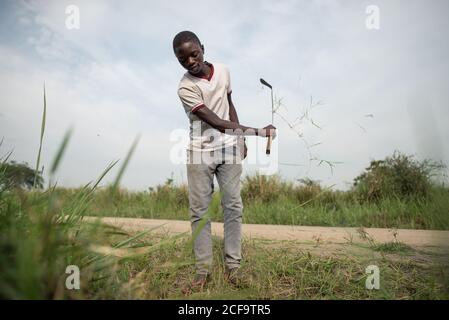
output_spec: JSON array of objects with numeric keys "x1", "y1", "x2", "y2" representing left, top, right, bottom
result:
[{"x1": 201, "y1": 44, "x2": 204, "y2": 53}]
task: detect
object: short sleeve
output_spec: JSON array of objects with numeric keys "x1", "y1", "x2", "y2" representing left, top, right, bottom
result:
[{"x1": 178, "y1": 86, "x2": 205, "y2": 113}]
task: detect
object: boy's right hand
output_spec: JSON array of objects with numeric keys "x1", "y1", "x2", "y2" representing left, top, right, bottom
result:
[{"x1": 259, "y1": 125, "x2": 277, "y2": 139}]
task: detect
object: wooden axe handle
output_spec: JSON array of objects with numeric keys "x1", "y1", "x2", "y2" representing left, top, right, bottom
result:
[{"x1": 266, "y1": 136, "x2": 272, "y2": 155}]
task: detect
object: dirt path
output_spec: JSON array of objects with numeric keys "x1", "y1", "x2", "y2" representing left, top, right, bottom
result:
[{"x1": 85, "y1": 216, "x2": 449, "y2": 250}]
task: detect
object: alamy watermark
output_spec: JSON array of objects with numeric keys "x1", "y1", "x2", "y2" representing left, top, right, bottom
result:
[
  {"x1": 366, "y1": 5, "x2": 380, "y2": 30},
  {"x1": 365, "y1": 265, "x2": 380, "y2": 290},
  {"x1": 65, "y1": 5, "x2": 80, "y2": 30},
  {"x1": 65, "y1": 265, "x2": 80, "y2": 290},
  {"x1": 169, "y1": 122, "x2": 279, "y2": 175}
]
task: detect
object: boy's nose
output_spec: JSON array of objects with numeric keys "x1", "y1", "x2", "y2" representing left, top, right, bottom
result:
[{"x1": 187, "y1": 57, "x2": 196, "y2": 67}]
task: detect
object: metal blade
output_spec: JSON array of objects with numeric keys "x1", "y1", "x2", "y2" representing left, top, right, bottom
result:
[{"x1": 260, "y1": 78, "x2": 272, "y2": 89}]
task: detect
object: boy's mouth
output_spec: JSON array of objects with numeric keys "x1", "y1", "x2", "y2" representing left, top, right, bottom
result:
[{"x1": 188, "y1": 65, "x2": 200, "y2": 73}]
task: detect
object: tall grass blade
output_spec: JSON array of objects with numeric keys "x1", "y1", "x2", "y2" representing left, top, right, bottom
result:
[
  {"x1": 1, "y1": 150, "x2": 13, "y2": 164},
  {"x1": 64, "y1": 160, "x2": 119, "y2": 224},
  {"x1": 49, "y1": 127, "x2": 73, "y2": 176},
  {"x1": 33, "y1": 83, "x2": 47, "y2": 188},
  {"x1": 92, "y1": 160, "x2": 119, "y2": 191},
  {"x1": 113, "y1": 224, "x2": 167, "y2": 248}
]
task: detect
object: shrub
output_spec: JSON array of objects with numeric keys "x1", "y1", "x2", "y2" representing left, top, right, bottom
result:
[
  {"x1": 148, "y1": 178, "x2": 189, "y2": 208},
  {"x1": 292, "y1": 178, "x2": 323, "y2": 204},
  {"x1": 0, "y1": 161, "x2": 44, "y2": 190},
  {"x1": 241, "y1": 173, "x2": 291, "y2": 203},
  {"x1": 352, "y1": 151, "x2": 446, "y2": 202}
]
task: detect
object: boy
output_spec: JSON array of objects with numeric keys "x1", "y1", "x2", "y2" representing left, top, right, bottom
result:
[{"x1": 173, "y1": 31, "x2": 276, "y2": 290}]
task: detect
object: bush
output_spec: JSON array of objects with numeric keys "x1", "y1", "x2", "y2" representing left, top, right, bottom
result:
[
  {"x1": 241, "y1": 175, "x2": 339, "y2": 207},
  {"x1": 352, "y1": 151, "x2": 446, "y2": 202},
  {"x1": 0, "y1": 161, "x2": 44, "y2": 190},
  {"x1": 241, "y1": 173, "x2": 292, "y2": 203},
  {"x1": 291, "y1": 178, "x2": 323, "y2": 204},
  {"x1": 148, "y1": 178, "x2": 189, "y2": 208}
]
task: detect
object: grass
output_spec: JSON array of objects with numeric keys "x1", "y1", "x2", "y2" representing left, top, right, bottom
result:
[
  {"x1": 35, "y1": 178, "x2": 449, "y2": 230},
  {"x1": 373, "y1": 242, "x2": 414, "y2": 254},
  {"x1": 0, "y1": 87, "x2": 169, "y2": 298},
  {"x1": 1, "y1": 86, "x2": 448, "y2": 300},
  {"x1": 2, "y1": 191, "x2": 447, "y2": 300},
  {"x1": 4, "y1": 166, "x2": 447, "y2": 300},
  {"x1": 86, "y1": 233, "x2": 449, "y2": 300},
  {"x1": 0, "y1": 139, "x2": 191, "y2": 299}
]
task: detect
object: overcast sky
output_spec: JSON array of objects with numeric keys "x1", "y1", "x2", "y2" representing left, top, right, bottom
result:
[{"x1": 1, "y1": 0, "x2": 448, "y2": 191}]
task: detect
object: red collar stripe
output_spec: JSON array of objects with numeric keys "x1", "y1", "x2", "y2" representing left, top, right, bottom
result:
[{"x1": 190, "y1": 62, "x2": 214, "y2": 81}]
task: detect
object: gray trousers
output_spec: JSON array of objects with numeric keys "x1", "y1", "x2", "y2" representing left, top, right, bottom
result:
[{"x1": 186, "y1": 146, "x2": 243, "y2": 275}]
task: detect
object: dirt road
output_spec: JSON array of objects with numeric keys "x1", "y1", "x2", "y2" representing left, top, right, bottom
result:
[{"x1": 85, "y1": 216, "x2": 449, "y2": 250}]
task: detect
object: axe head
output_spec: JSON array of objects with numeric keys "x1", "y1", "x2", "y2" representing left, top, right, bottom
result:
[{"x1": 260, "y1": 78, "x2": 272, "y2": 89}]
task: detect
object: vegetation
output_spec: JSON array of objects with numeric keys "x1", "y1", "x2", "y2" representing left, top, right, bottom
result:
[
  {"x1": 353, "y1": 151, "x2": 446, "y2": 202},
  {"x1": 0, "y1": 131, "x2": 184, "y2": 299},
  {"x1": 84, "y1": 235, "x2": 449, "y2": 300},
  {"x1": 0, "y1": 161, "x2": 44, "y2": 190},
  {"x1": 1, "y1": 87, "x2": 448, "y2": 300},
  {"x1": 48, "y1": 153, "x2": 448, "y2": 230},
  {"x1": 1, "y1": 177, "x2": 447, "y2": 299}
]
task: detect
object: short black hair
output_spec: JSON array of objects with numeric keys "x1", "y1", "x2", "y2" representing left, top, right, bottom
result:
[{"x1": 173, "y1": 31, "x2": 201, "y2": 50}]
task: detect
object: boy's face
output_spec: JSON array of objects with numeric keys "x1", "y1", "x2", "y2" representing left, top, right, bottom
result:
[{"x1": 174, "y1": 41, "x2": 205, "y2": 75}]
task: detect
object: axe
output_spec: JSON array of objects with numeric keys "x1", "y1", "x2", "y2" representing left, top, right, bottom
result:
[{"x1": 260, "y1": 78, "x2": 274, "y2": 155}]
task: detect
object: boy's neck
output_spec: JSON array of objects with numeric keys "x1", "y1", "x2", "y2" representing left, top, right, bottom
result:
[{"x1": 189, "y1": 61, "x2": 213, "y2": 80}]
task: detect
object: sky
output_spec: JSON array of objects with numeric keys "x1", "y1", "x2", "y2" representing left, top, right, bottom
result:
[{"x1": 0, "y1": 0, "x2": 448, "y2": 191}]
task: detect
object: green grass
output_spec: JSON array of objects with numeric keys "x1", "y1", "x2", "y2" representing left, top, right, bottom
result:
[
  {"x1": 2, "y1": 86, "x2": 448, "y2": 300},
  {"x1": 4, "y1": 174, "x2": 447, "y2": 299},
  {"x1": 2, "y1": 190, "x2": 447, "y2": 300},
  {"x1": 36, "y1": 180, "x2": 449, "y2": 230},
  {"x1": 373, "y1": 242, "x2": 414, "y2": 254},
  {"x1": 88, "y1": 234, "x2": 449, "y2": 300},
  {"x1": 0, "y1": 87, "x2": 160, "y2": 299},
  {"x1": 0, "y1": 154, "x2": 186, "y2": 299}
]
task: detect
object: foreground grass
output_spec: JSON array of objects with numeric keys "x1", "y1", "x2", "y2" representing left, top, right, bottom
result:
[
  {"x1": 92, "y1": 232, "x2": 449, "y2": 300},
  {"x1": 2, "y1": 186, "x2": 448, "y2": 299},
  {"x1": 38, "y1": 182, "x2": 449, "y2": 230},
  {"x1": 5, "y1": 84, "x2": 446, "y2": 299}
]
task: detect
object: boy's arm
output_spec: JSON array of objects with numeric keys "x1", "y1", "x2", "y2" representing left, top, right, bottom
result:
[
  {"x1": 193, "y1": 105, "x2": 275, "y2": 138},
  {"x1": 178, "y1": 86, "x2": 276, "y2": 137},
  {"x1": 228, "y1": 92, "x2": 247, "y2": 158},
  {"x1": 228, "y1": 93, "x2": 240, "y2": 124}
]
